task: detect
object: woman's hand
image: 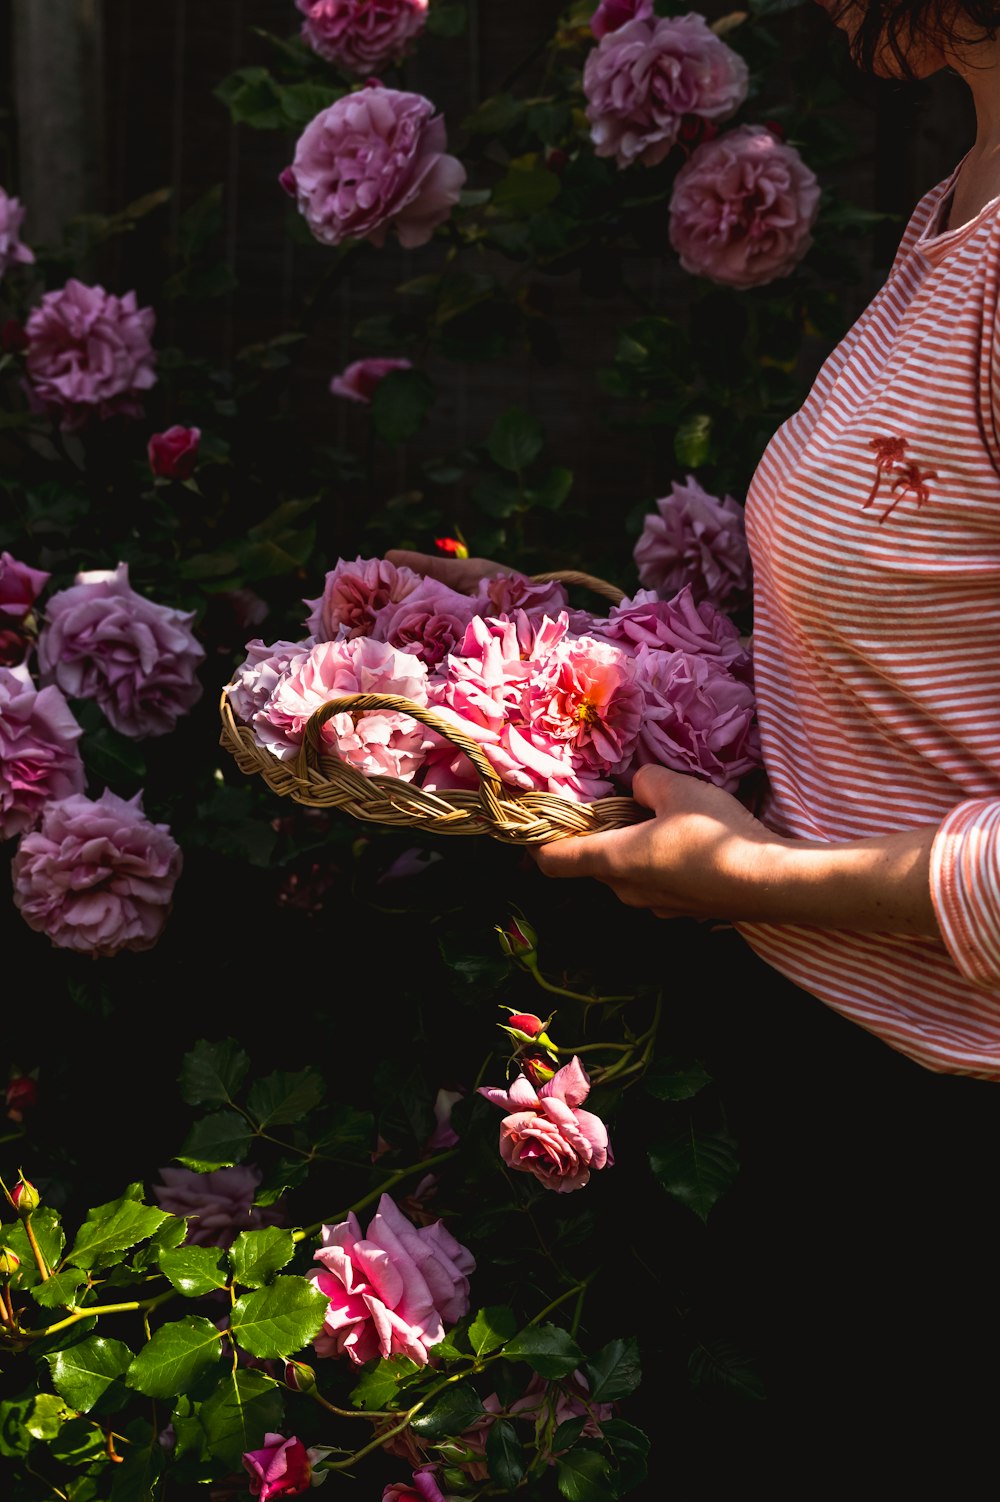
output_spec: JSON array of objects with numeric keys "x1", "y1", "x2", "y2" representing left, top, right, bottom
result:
[{"x1": 385, "y1": 548, "x2": 504, "y2": 596}]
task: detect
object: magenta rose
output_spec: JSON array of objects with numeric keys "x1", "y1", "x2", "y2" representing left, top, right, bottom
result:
[
  {"x1": 304, "y1": 555, "x2": 421, "y2": 641},
  {"x1": 371, "y1": 577, "x2": 477, "y2": 668},
  {"x1": 281, "y1": 86, "x2": 466, "y2": 249},
  {"x1": 150, "y1": 1164, "x2": 283, "y2": 1248},
  {"x1": 633, "y1": 476, "x2": 751, "y2": 611},
  {"x1": 148, "y1": 425, "x2": 201, "y2": 480},
  {"x1": 24, "y1": 280, "x2": 157, "y2": 430},
  {"x1": 583, "y1": 14, "x2": 748, "y2": 169},
  {"x1": 0, "y1": 189, "x2": 35, "y2": 278},
  {"x1": 631, "y1": 644, "x2": 761, "y2": 791},
  {"x1": 330, "y1": 355, "x2": 413, "y2": 403},
  {"x1": 669, "y1": 124, "x2": 820, "y2": 288},
  {"x1": 383, "y1": 1472, "x2": 448, "y2": 1502},
  {"x1": 297, "y1": 0, "x2": 429, "y2": 74},
  {"x1": 37, "y1": 563, "x2": 204, "y2": 739},
  {"x1": 471, "y1": 571, "x2": 570, "y2": 620},
  {"x1": 309, "y1": 1192, "x2": 475, "y2": 1365},
  {"x1": 0, "y1": 551, "x2": 49, "y2": 623},
  {"x1": 601, "y1": 586, "x2": 752, "y2": 679},
  {"x1": 591, "y1": 0, "x2": 653, "y2": 40},
  {"x1": 479, "y1": 1056, "x2": 612, "y2": 1193},
  {"x1": 0, "y1": 664, "x2": 85, "y2": 840},
  {"x1": 242, "y1": 1434, "x2": 315, "y2": 1501},
  {"x1": 12, "y1": 789, "x2": 182, "y2": 957}
]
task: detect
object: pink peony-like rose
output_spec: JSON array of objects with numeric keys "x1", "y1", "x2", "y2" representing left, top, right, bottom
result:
[
  {"x1": 11, "y1": 789, "x2": 182, "y2": 956},
  {"x1": 669, "y1": 123, "x2": 820, "y2": 288},
  {"x1": 151, "y1": 1165, "x2": 283, "y2": 1248},
  {"x1": 633, "y1": 476, "x2": 751, "y2": 611},
  {"x1": 471, "y1": 571, "x2": 570, "y2": 621},
  {"x1": 148, "y1": 425, "x2": 201, "y2": 480},
  {"x1": 297, "y1": 0, "x2": 429, "y2": 74},
  {"x1": 24, "y1": 279, "x2": 157, "y2": 430},
  {"x1": 281, "y1": 86, "x2": 466, "y2": 249},
  {"x1": 304, "y1": 555, "x2": 421, "y2": 642},
  {"x1": 0, "y1": 664, "x2": 85, "y2": 840},
  {"x1": 309, "y1": 1192, "x2": 475, "y2": 1365},
  {"x1": 0, "y1": 189, "x2": 35, "y2": 278},
  {"x1": 591, "y1": 0, "x2": 653, "y2": 40},
  {"x1": 242, "y1": 1434, "x2": 315, "y2": 1500},
  {"x1": 631, "y1": 644, "x2": 761, "y2": 791},
  {"x1": 224, "y1": 637, "x2": 314, "y2": 729},
  {"x1": 583, "y1": 15, "x2": 748, "y2": 169},
  {"x1": 383, "y1": 1470, "x2": 448, "y2": 1502},
  {"x1": 601, "y1": 584, "x2": 751, "y2": 677},
  {"x1": 479, "y1": 1056, "x2": 612, "y2": 1193},
  {"x1": 371, "y1": 577, "x2": 477, "y2": 669},
  {"x1": 0, "y1": 551, "x2": 49, "y2": 623},
  {"x1": 330, "y1": 355, "x2": 413, "y2": 402},
  {"x1": 37, "y1": 563, "x2": 205, "y2": 739}
]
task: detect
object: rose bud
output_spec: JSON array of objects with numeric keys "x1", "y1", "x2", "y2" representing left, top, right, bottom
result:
[
  {"x1": 0, "y1": 1247, "x2": 20, "y2": 1277},
  {"x1": 148, "y1": 425, "x2": 201, "y2": 482},
  {"x1": 499, "y1": 1009, "x2": 558, "y2": 1060},
  {"x1": 434, "y1": 536, "x2": 469, "y2": 560},
  {"x1": 6, "y1": 1077, "x2": 38, "y2": 1122},
  {"x1": 521, "y1": 1052, "x2": 557, "y2": 1088},
  {"x1": 284, "y1": 1360, "x2": 317, "y2": 1393},
  {"x1": 11, "y1": 1177, "x2": 39, "y2": 1215},
  {"x1": 495, "y1": 914, "x2": 538, "y2": 966}
]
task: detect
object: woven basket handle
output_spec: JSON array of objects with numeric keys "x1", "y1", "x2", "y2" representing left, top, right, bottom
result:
[{"x1": 529, "y1": 569, "x2": 626, "y2": 605}]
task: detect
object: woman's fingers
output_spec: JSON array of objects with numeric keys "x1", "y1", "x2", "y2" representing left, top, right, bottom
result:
[{"x1": 384, "y1": 548, "x2": 503, "y2": 594}]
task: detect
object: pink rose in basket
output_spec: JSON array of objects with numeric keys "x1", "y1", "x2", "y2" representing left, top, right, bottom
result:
[
  {"x1": 225, "y1": 638, "x2": 315, "y2": 727},
  {"x1": 371, "y1": 577, "x2": 477, "y2": 669},
  {"x1": 297, "y1": 0, "x2": 429, "y2": 75},
  {"x1": 0, "y1": 664, "x2": 85, "y2": 840},
  {"x1": 471, "y1": 572, "x2": 570, "y2": 621},
  {"x1": 633, "y1": 476, "x2": 751, "y2": 612},
  {"x1": 479, "y1": 1056, "x2": 612, "y2": 1193},
  {"x1": 601, "y1": 584, "x2": 751, "y2": 678},
  {"x1": 304, "y1": 555, "x2": 421, "y2": 642},
  {"x1": 631, "y1": 644, "x2": 761, "y2": 791}
]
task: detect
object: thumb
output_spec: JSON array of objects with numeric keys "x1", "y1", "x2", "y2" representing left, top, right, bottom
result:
[
  {"x1": 630, "y1": 763, "x2": 687, "y2": 814},
  {"x1": 384, "y1": 548, "x2": 456, "y2": 585}
]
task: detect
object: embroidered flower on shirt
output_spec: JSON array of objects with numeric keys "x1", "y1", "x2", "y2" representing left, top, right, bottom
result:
[{"x1": 864, "y1": 435, "x2": 937, "y2": 523}]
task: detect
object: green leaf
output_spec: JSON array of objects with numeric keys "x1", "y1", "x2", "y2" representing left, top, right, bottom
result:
[
  {"x1": 30, "y1": 1269, "x2": 87, "y2": 1309},
  {"x1": 126, "y1": 1316, "x2": 223, "y2": 1399},
  {"x1": 0, "y1": 1396, "x2": 33, "y2": 1457},
  {"x1": 349, "y1": 1354, "x2": 422, "y2": 1410},
  {"x1": 48, "y1": 1415, "x2": 108, "y2": 1466},
  {"x1": 688, "y1": 1339, "x2": 765, "y2": 1401},
  {"x1": 110, "y1": 1436, "x2": 165, "y2": 1501},
  {"x1": 426, "y1": 0, "x2": 467, "y2": 35},
  {"x1": 198, "y1": 1369, "x2": 286, "y2": 1470},
  {"x1": 131, "y1": 1215, "x2": 188, "y2": 1273},
  {"x1": 214, "y1": 66, "x2": 285, "y2": 129},
  {"x1": 674, "y1": 413, "x2": 713, "y2": 469},
  {"x1": 179, "y1": 1037, "x2": 250, "y2": 1106},
  {"x1": 246, "y1": 1068, "x2": 325, "y2": 1129},
  {"x1": 80, "y1": 726, "x2": 148, "y2": 792},
  {"x1": 371, "y1": 369, "x2": 436, "y2": 446},
  {"x1": 486, "y1": 406, "x2": 544, "y2": 472},
  {"x1": 176, "y1": 183, "x2": 223, "y2": 260},
  {"x1": 649, "y1": 1126, "x2": 740, "y2": 1223},
  {"x1": 471, "y1": 471, "x2": 524, "y2": 519},
  {"x1": 275, "y1": 80, "x2": 344, "y2": 126},
  {"x1": 557, "y1": 1449, "x2": 615, "y2": 1502},
  {"x1": 67, "y1": 1196, "x2": 169, "y2": 1270},
  {"x1": 8, "y1": 1208, "x2": 65, "y2": 1289},
  {"x1": 229, "y1": 1276, "x2": 329, "y2": 1359},
  {"x1": 490, "y1": 155, "x2": 561, "y2": 218},
  {"x1": 48, "y1": 1337, "x2": 133, "y2": 1414},
  {"x1": 583, "y1": 1337, "x2": 642, "y2": 1403},
  {"x1": 504, "y1": 1323, "x2": 584, "y2": 1379},
  {"x1": 463, "y1": 93, "x2": 525, "y2": 136},
  {"x1": 525, "y1": 465, "x2": 573, "y2": 511},
  {"x1": 176, "y1": 1111, "x2": 252, "y2": 1171},
  {"x1": 470, "y1": 1304, "x2": 518, "y2": 1357},
  {"x1": 409, "y1": 1383, "x2": 484, "y2": 1440},
  {"x1": 26, "y1": 1393, "x2": 76, "y2": 1440},
  {"x1": 644, "y1": 1058, "x2": 712, "y2": 1101},
  {"x1": 486, "y1": 1417, "x2": 525, "y2": 1489},
  {"x1": 601, "y1": 1419, "x2": 650, "y2": 1494},
  {"x1": 229, "y1": 1228, "x2": 296, "y2": 1289},
  {"x1": 158, "y1": 1246, "x2": 229, "y2": 1297}
]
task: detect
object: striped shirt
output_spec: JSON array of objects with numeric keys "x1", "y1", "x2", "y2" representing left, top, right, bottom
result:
[{"x1": 737, "y1": 160, "x2": 1000, "y2": 1078}]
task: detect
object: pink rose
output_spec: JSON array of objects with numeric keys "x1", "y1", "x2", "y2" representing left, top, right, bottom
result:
[
  {"x1": 148, "y1": 425, "x2": 201, "y2": 480},
  {"x1": 282, "y1": 86, "x2": 466, "y2": 249},
  {"x1": 242, "y1": 1434, "x2": 314, "y2": 1500},
  {"x1": 330, "y1": 355, "x2": 413, "y2": 403},
  {"x1": 24, "y1": 279, "x2": 157, "y2": 430},
  {"x1": 383, "y1": 1471, "x2": 448, "y2": 1502},
  {"x1": 0, "y1": 551, "x2": 49, "y2": 623},
  {"x1": 37, "y1": 563, "x2": 205, "y2": 739},
  {"x1": 309, "y1": 1193, "x2": 475, "y2": 1365},
  {"x1": 631, "y1": 645, "x2": 761, "y2": 791},
  {"x1": 478, "y1": 1056, "x2": 612, "y2": 1193},
  {"x1": 0, "y1": 189, "x2": 35, "y2": 278},
  {"x1": 225, "y1": 638, "x2": 314, "y2": 729},
  {"x1": 471, "y1": 572, "x2": 570, "y2": 620},
  {"x1": 371, "y1": 577, "x2": 477, "y2": 668},
  {"x1": 669, "y1": 124, "x2": 820, "y2": 288},
  {"x1": 150, "y1": 1165, "x2": 283, "y2": 1248},
  {"x1": 601, "y1": 586, "x2": 753, "y2": 679},
  {"x1": 461, "y1": 1371, "x2": 612, "y2": 1479},
  {"x1": 297, "y1": 0, "x2": 429, "y2": 74},
  {"x1": 583, "y1": 15, "x2": 748, "y2": 169},
  {"x1": 304, "y1": 555, "x2": 421, "y2": 641},
  {"x1": 591, "y1": 0, "x2": 653, "y2": 40},
  {"x1": 0, "y1": 664, "x2": 85, "y2": 840},
  {"x1": 633, "y1": 476, "x2": 752, "y2": 611},
  {"x1": 12, "y1": 789, "x2": 182, "y2": 956}
]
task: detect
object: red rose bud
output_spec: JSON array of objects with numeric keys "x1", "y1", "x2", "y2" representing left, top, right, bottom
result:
[
  {"x1": 521, "y1": 1052, "x2": 557, "y2": 1088},
  {"x1": 147, "y1": 425, "x2": 201, "y2": 482},
  {"x1": 499, "y1": 1008, "x2": 558, "y2": 1059},
  {"x1": 11, "y1": 1176, "x2": 40, "y2": 1215},
  {"x1": 496, "y1": 914, "x2": 538, "y2": 965},
  {"x1": 284, "y1": 1360, "x2": 317, "y2": 1393},
  {"x1": 506, "y1": 1012, "x2": 545, "y2": 1037},
  {"x1": 1, "y1": 319, "x2": 28, "y2": 353},
  {"x1": 434, "y1": 536, "x2": 469, "y2": 560},
  {"x1": 0, "y1": 1247, "x2": 20, "y2": 1277}
]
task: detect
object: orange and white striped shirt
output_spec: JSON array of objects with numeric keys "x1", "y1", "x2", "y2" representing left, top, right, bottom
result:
[{"x1": 738, "y1": 161, "x2": 1000, "y2": 1078}]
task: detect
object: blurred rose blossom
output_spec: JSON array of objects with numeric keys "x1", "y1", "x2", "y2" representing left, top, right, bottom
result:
[
  {"x1": 0, "y1": 551, "x2": 49, "y2": 623},
  {"x1": 0, "y1": 663, "x2": 85, "y2": 840},
  {"x1": 24, "y1": 279, "x2": 156, "y2": 430},
  {"x1": 330, "y1": 355, "x2": 413, "y2": 403},
  {"x1": 151, "y1": 1164, "x2": 283, "y2": 1248},
  {"x1": 297, "y1": 0, "x2": 429, "y2": 74},
  {"x1": 148, "y1": 425, "x2": 201, "y2": 480},
  {"x1": 591, "y1": 0, "x2": 653, "y2": 40},
  {"x1": 0, "y1": 188, "x2": 35, "y2": 278}
]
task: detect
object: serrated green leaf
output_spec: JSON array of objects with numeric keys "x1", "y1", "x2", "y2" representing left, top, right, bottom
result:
[
  {"x1": 126, "y1": 1316, "x2": 223, "y2": 1399},
  {"x1": 47, "y1": 1337, "x2": 133, "y2": 1414},
  {"x1": 246, "y1": 1069, "x2": 325, "y2": 1129},
  {"x1": 229, "y1": 1228, "x2": 295, "y2": 1289},
  {"x1": 649, "y1": 1126, "x2": 740, "y2": 1223},
  {"x1": 110, "y1": 1436, "x2": 165, "y2": 1501},
  {"x1": 349, "y1": 1354, "x2": 422, "y2": 1410},
  {"x1": 30, "y1": 1269, "x2": 87, "y2": 1309},
  {"x1": 26, "y1": 1393, "x2": 75, "y2": 1440},
  {"x1": 131, "y1": 1215, "x2": 188, "y2": 1272},
  {"x1": 179, "y1": 1038, "x2": 250, "y2": 1106},
  {"x1": 504, "y1": 1323, "x2": 583, "y2": 1379},
  {"x1": 486, "y1": 1417, "x2": 525, "y2": 1489},
  {"x1": 556, "y1": 1448, "x2": 615, "y2": 1502},
  {"x1": 159, "y1": 1246, "x2": 228, "y2": 1297},
  {"x1": 198, "y1": 1369, "x2": 286, "y2": 1470},
  {"x1": 688, "y1": 1339, "x2": 765, "y2": 1401},
  {"x1": 48, "y1": 1415, "x2": 107, "y2": 1465},
  {"x1": 67, "y1": 1199, "x2": 169, "y2": 1270},
  {"x1": 644, "y1": 1058, "x2": 711, "y2": 1101},
  {"x1": 469, "y1": 1304, "x2": 517, "y2": 1357},
  {"x1": 601, "y1": 1418, "x2": 649, "y2": 1494},
  {"x1": 177, "y1": 1111, "x2": 252, "y2": 1171},
  {"x1": 583, "y1": 1337, "x2": 642, "y2": 1403},
  {"x1": 229, "y1": 1277, "x2": 329, "y2": 1359},
  {"x1": 410, "y1": 1383, "x2": 484, "y2": 1440},
  {"x1": 486, "y1": 406, "x2": 544, "y2": 472},
  {"x1": 0, "y1": 1396, "x2": 33, "y2": 1457},
  {"x1": 8, "y1": 1208, "x2": 65, "y2": 1288}
]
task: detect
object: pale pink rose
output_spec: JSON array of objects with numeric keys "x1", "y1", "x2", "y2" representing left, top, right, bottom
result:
[
  {"x1": 151, "y1": 1165, "x2": 283, "y2": 1248},
  {"x1": 297, "y1": 0, "x2": 429, "y2": 74},
  {"x1": 37, "y1": 563, "x2": 204, "y2": 739},
  {"x1": 281, "y1": 86, "x2": 466, "y2": 249},
  {"x1": 633, "y1": 477, "x2": 751, "y2": 611},
  {"x1": 309, "y1": 1193, "x2": 475, "y2": 1365},
  {"x1": 0, "y1": 189, "x2": 35, "y2": 278},
  {"x1": 0, "y1": 551, "x2": 49, "y2": 622},
  {"x1": 330, "y1": 355, "x2": 413, "y2": 402},
  {"x1": 669, "y1": 124, "x2": 820, "y2": 288},
  {"x1": 11, "y1": 789, "x2": 181, "y2": 956},
  {"x1": 259, "y1": 636, "x2": 430, "y2": 779},
  {"x1": 631, "y1": 645, "x2": 760, "y2": 791},
  {"x1": 471, "y1": 572, "x2": 569, "y2": 620},
  {"x1": 224, "y1": 637, "x2": 314, "y2": 731},
  {"x1": 304, "y1": 555, "x2": 421, "y2": 642},
  {"x1": 479, "y1": 1056, "x2": 612, "y2": 1193},
  {"x1": 371, "y1": 578, "x2": 477, "y2": 669},
  {"x1": 242, "y1": 1433, "x2": 315, "y2": 1500},
  {"x1": 24, "y1": 280, "x2": 157, "y2": 430},
  {"x1": 591, "y1": 0, "x2": 653, "y2": 40},
  {"x1": 583, "y1": 15, "x2": 748, "y2": 169},
  {"x1": 0, "y1": 664, "x2": 85, "y2": 839},
  {"x1": 148, "y1": 425, "x2": 201, "y2": 480},
  {"x1": 601, "y1": 584, "x2": 751, "y2": 678}
]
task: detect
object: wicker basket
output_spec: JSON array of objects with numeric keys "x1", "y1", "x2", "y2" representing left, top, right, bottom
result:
[{"x1": 218, "y1": 570, "x2": 649, "y2": 845}]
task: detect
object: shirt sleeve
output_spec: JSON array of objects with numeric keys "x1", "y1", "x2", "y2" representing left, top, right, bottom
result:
[{"x1": 929, "y1": 798, "x2": 1000, "y2": 986}]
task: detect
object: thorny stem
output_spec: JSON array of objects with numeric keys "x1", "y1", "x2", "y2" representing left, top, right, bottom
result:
[{"x1": 292, "y1": 1147, "x2": 460, "y2": 1242}]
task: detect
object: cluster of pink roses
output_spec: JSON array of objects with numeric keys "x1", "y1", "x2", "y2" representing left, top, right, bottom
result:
[
  {"x1": 226, "y1": 552, "x2": 760, "y2": 803},
  {"x1": 583, "y1": 7, "x2": 820, "y2": 287}
]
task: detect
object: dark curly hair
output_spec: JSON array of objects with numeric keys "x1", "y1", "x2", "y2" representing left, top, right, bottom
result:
[{"x1": 833, "y1": 0, "x2": 1000, "y2": 77}]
